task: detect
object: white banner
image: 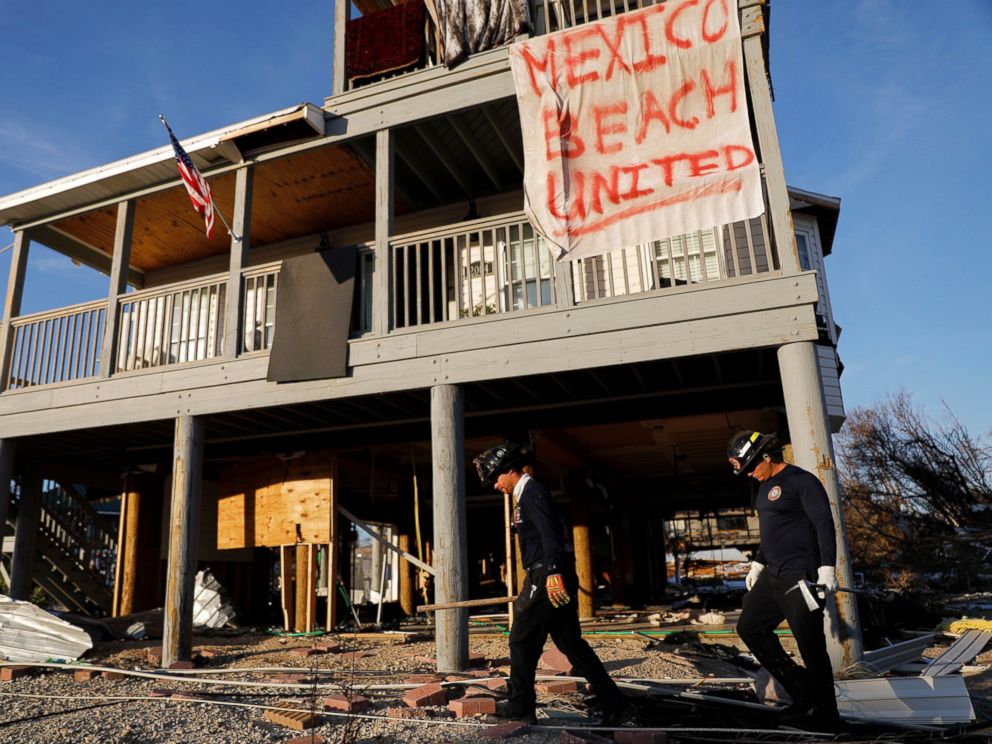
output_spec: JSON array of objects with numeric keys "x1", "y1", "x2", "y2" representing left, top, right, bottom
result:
[{"x1": 509, "y1": 0, "x2": 764, "y2": 261}]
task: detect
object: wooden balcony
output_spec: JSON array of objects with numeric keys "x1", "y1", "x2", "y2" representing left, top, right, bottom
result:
[{"x1": 3, "y1": 208, "x2": 783, "y2": 392}]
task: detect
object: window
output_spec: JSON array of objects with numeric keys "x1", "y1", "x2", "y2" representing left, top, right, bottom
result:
[{"x1": 794, "y1": 232, "x2": 812, "y2": 271}]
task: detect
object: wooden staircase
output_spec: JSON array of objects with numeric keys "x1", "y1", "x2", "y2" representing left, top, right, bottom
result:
[{"x1": 3, "y1": 480, "x2": 116, "y2": 615}]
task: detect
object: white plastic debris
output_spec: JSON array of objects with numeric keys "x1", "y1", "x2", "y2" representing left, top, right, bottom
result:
[
  {"x1": 0, "y1": 595, "x2": 93, "y2": 662},
  {"x1": 192, "y1": 570, "x2": 236, "y2": 629}
]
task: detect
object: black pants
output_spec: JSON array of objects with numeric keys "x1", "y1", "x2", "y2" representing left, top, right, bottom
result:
[
  {"x1": 736, "y1": 570, "x2": 837, "y2": 714},
  {"x1": 508, "y1": 566, "x2": 623, "y2": 717}
]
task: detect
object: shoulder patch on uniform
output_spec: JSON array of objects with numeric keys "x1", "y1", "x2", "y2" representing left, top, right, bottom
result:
[{"x1": 767, "y1": 485, "x2": 782, "y2": 501}]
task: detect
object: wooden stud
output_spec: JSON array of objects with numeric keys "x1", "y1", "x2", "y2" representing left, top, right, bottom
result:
[
  {"x1": 162, "y1": 415, "x2": 204, "y2": 667},
  {"x1": 294, "y1": 543, "x2": 310, "y2": 632},
  {"x1": 326, "y1": 453, "x2": 339, "y2": 631},
  {"x1": 280, "y1": 545, "x2": 295, "y2": 632},
  {"x1": 430, "y1": 384, "x2": 468, "y2": 672},
  {"x1": 398, "y1": 533, "x2": 415, "y2": 617},
  {"x1": 99, "y1": 200, "x2": 136, "y2": 377},
  {"x1": 8, "y1": 471, "x2": 41, "y2": 600},
  {"x1": 503, "y1": 491, "x2": 515, "y2": 626}
]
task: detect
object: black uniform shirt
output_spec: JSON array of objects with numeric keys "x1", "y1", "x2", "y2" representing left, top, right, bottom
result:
[
  {"x1": 754, "y1": 464, "x2": 836, "y2": 575},
  {"x1": 513, "y1": 475, "x2": 573, "y2": 573}
]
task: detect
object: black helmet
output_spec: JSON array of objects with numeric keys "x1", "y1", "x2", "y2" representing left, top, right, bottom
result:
[
  {"x1": 727, "y1": 430, "x2": 780, "y2": 476},
  {"x1": 474, "y1": 441, "x2": 529, "y2": 487}
]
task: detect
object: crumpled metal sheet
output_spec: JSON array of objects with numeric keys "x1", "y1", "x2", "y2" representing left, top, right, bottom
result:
[{"x1": 0, "y1": 595, "x2": 93, "y2": 662}]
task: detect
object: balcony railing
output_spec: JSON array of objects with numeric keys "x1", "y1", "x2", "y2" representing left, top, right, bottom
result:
[
  {"x1": 342, "y1": 0, "x2": 667, "y2": 92},
  {"x1": 117, "y1": 275, "x2": 227, "y2": 372},
  {"x1": 1, "y1": 207, "x2": 776, "y2": 392},
  {"x1": 5, "y1": 300, "x2": 105, "y2": 390}
]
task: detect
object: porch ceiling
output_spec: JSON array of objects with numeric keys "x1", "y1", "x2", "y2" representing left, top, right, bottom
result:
[
  {"x1": 48, "y1": 144, "x2": 380, "y2": 273},
  {"x1": 36, "y1": 97, "x2": 522, "y2": 275}
]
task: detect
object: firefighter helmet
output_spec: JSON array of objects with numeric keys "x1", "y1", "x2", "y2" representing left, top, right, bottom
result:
[
  {"x1": 727, "y1": 430, "x2": 780, "y2": 476},
  {"x1": 473, "y1": 441, "x2": 529, "y2": 487}
]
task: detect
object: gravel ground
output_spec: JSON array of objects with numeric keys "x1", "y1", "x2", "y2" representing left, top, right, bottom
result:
[
  {"x1": 0, "y1": 631, "x2": 749, "y2": 744},
  {"x1": 1, "y1": 630, "x2": 989, "y2": 743}
]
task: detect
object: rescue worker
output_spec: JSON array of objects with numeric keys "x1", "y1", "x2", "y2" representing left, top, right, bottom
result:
[
  {"x1": 474, "y1": 442, "x2": 635, "y2": 726},
  {"x1": 727, "y1": 430, "x2": 841, "y2": 730}
]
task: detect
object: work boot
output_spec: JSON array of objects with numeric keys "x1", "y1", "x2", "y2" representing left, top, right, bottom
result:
[
  {"x1": 778, "y1": 699, "x2": 841, "y2": 732},
  {"x1": 600, "y1": 699, "x2": 638, "y2": 727},
  {"x1": 495, "y1": 701, "x2": 537, "y2": 725}
]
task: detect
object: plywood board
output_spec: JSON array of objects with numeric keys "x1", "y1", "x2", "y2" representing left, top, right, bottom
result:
[{"x1": 217, "y1": 452, "x2": 334, "y2": 549}]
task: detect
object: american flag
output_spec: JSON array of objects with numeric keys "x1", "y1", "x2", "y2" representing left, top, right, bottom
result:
[{"x1": 161, "y1": 117, "x2": 214, "y2": 239}]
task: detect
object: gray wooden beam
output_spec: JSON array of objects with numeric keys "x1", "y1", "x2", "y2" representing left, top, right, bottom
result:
[
  {"x1": 162, "y1": 415, "x2": 204, "y2": 667},
  {"x1": 742, "y1": 33, "x2": 801, "y2": 274},
  {"x1": 447, "y1": 116, "x2": 502, "y2": 191},
  {"x1": 412, "y1": 123, "x2": 476, "y2": 198},
  {"x1": 223, "y1": 167, "x2": 253, "y2": 360},
  {"x1": 778, "y1": 341, "x2": 863, "y2": 666},
  {"x1": 9, "y1": 470, "x2": 42, "y2": 599},
  {"x1": 430, "y1": 384, "x2": 468, "y2": 671},
  {"x1": 373, "y1": 129, "x2": 395, "y2": 337},
  {"x1": 0, "y1": 231, "x2": 29, "y2": 391},
  {"x1": 98, "y1": 201, "x2": 135, "y2": 378},
  {"x1": 28, "y1": 225, "x2": 145, "y2": 288},
  {"x1": 332, "y1": 0, "x2": 349, "y2": 96}
]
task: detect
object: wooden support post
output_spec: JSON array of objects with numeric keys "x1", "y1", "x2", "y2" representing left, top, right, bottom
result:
[
  {"x1": 99, "y1": 200, "x2": 135, "y2": 377},
  {"x1": 162, "y1": 415, "x2": 204, "y2": 668},
  {"x1": 430, "y1": 384, "x2": 468, "y2": 672},
  {"x1": 326, "y1": 453, "x2": 339, "y2": 631},
  {"x1": 0, "y1": 231, "x2": 29, "y2": 391},
  {"x1": 112, "y1": 483, "x2": 142, "y2": 616},
  {"x1": 778, "y1": 341, "x2": 863, "y2": 666},
  {"x1": 572, "y1": 512, "x2": 594, "y2": 621},
  {"x1": 0, "y1": 440, "x2": 15, "y2": 556},
  {"x1": 332, "y1": 0, "x2": 348, "y2": 95},
  {"x1": 9, "y1": 471, "x2": 41, "y2": 600},
  {"x1": 398, "y1": 533, "x2": 415, "y2": 616},
  {"x1": 223, "y1": 166, "x2": 253, "y2": 360},
  {"x1": 373, "y1": 128, "x2": 394, "y2": 336}
]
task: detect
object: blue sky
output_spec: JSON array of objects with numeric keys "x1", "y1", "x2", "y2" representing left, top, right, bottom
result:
[{"x1": 1, "y1": 1, "x2": 990, "y2": 435}]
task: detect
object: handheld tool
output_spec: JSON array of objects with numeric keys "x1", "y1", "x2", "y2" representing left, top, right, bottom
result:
[{"x1": 786, "y1": 579, "x2": 858, "y2": 612}]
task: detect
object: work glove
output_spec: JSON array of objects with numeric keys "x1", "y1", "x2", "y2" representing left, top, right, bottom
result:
[
  {"x1": 745, "y1": 561, "x2": 764, "y2": 591},
  {"x1": 545, "y1": 573, "x2": 571, "y2": 608},
  {"x1": 817, "y1": 566, "x2": 838, "y2": 594}
]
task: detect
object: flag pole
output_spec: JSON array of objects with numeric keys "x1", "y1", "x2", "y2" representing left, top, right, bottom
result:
[{"x1": 158, "y1": 114, "x2": 241, "y2": 242}]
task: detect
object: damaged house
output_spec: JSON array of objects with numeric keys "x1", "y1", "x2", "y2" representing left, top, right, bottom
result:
[{"x1": 0, "y1": 0, "x2": 860, "y2": 673}]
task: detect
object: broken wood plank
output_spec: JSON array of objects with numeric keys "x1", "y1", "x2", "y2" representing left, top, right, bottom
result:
[
  {"x1": 337, "y1": 504, "x2": 435, "y2": 575},
  {"x1": 418, "y1": 596, "x2": 516, "y2": 613}
]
